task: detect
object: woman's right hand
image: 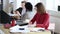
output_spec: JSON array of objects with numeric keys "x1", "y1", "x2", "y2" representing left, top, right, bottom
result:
[{"x1": 28, "y1": 22, "x2": 32, "y2": 27}]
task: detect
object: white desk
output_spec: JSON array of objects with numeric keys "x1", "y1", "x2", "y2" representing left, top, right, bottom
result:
[
  {"x1": 10, "y1": 25, "x2": 51, "y2": 34},
  {"x1": 0, "y1": 25, "x2": 51, "y2": 34}
]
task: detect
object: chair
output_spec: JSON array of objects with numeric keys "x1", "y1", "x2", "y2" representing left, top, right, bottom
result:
[{"x1": 48, "y1": 23, "x2": 55, "y2": 34}]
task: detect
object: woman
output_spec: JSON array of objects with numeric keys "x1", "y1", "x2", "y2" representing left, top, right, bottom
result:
[
  {"x1": 24, "y1": 2, "x2": 34, "y2": 20},
  {"x1": 29, "y1": 3, "x2": 49, "y2": 29}
]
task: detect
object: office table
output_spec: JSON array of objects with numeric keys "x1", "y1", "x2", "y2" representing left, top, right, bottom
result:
[{"x1": 0, "y1": 25, "x2": 51, "y2": 34}]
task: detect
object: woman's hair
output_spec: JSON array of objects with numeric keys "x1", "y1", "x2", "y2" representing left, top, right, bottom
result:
[
  {"x1": 25, "y1": 2, "x2": 33, "y2": 11},
  {"x1": 35, "y1": 2, "x2": 46, "y2": 13}
]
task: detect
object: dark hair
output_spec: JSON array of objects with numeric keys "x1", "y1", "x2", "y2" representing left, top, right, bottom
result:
[
  {"x1": 25, "y1": 2, "x2": 33, "y2": 11},
  {"x1": 21, "y1": 1, "x2": 26, "y2": 3}
]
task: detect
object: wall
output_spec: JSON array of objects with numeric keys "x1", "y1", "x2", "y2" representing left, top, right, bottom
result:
[
  {"x1": 16, "y1": 0, "x2": 24, "y2": 9},
  {"x1": 16, "y1": 0, "x2": 40, "y2": 9},
  {"x1": 58, "y1": 0, "x2": 60, "y2": 5},
  {"x1": 9, "y1": 0, "x2": 17, "y2": 11},
  {"x1": 46, "y1": 0, "x2": 59, "y2": 12},
  {"x1": 3, "y1": 0, "x2": 17, "y2": 13},
  {"x1": 3, "y1": 0, "x2": 9, "y2": 13},
  {"x1": 50, "y1": 16, "x2": 60, "y2": 34},
  {"x1": 40, "y1": 0, "x2": 46, "y2": 8},
  {"x1": 27, "y1": 0, "x2": 40, "y2": 8}
]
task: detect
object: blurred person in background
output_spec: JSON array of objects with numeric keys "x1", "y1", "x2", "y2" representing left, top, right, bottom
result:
[
  {"x1": 12, "y1": 1, "x2": 26, "y2": 20},
  {"x1": 24, "y1": 2, "x2": 33, "y2": 20}
]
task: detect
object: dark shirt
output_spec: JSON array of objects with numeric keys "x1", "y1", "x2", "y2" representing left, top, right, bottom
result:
[
  {"x1": 0, "y1": 10, "x2": 11, "y2": 24},
  {"x1": 16, "y1": 7, "x2": 23, "y2": 14}
]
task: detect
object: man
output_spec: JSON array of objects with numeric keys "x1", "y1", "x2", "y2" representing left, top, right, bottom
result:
[
  {"x1": 14, "y1": 1, "x2": 26, "y2": 20},
  {"x1": 16, "y1": 1, "x2": 26, "y2": 16}
]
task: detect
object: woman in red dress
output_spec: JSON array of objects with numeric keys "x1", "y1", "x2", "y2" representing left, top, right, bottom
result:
[{"x1": 29, "y1": 3, "x2": 49, "y2": 29}]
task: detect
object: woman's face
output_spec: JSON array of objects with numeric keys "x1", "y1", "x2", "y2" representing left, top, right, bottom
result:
[{"x1": 21, "y1": 3, "x2": 25, "y2": 8}]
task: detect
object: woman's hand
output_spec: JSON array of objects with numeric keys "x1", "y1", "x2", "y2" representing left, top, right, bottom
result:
[{"x1": 28, "y1": 22, "x2": 32, "y2": 27}]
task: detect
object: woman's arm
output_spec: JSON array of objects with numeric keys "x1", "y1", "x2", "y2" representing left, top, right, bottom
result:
[{"x1": 29, "y1": 13, "x2": 37, "y2": 24}]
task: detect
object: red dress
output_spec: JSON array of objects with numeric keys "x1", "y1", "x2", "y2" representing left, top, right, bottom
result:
[{"x1": 30, "y1": 12, "x2": 49, "y2": 29}]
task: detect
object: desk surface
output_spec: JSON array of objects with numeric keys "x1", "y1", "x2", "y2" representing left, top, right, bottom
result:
[
  {"x1": 0, "y1": 25, "x2": 10, "y2": 34},
  {"x1": 0, "y1": 25, "x2": 51, "y2": 34}
]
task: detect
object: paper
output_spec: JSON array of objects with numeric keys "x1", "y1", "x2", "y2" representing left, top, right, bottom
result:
[
  {"x1": 10, "y1": 25, "x2": 30, "y2": 32},
  {"x1": 10, "y1": 25, "x2": 45, "y2": 32}
]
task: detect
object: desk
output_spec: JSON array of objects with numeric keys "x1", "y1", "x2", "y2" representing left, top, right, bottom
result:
[
  {"x1": 0, "y1": 25, "x2": 10, "y2": 34},
  {"x1": 0, "y1": 25, "x2": 51, "y2": 34},
  {"x1": 27, "y1": 31, "x2": 51, "y2": 34}
]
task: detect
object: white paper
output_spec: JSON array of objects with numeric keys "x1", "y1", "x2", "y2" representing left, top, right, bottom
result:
[
  {"x1": 10, "y1": 25, "x2": 45, "y2": 32},
  {"x1": 10, "y1": 25, "x2": 30, "y2": 32}
]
